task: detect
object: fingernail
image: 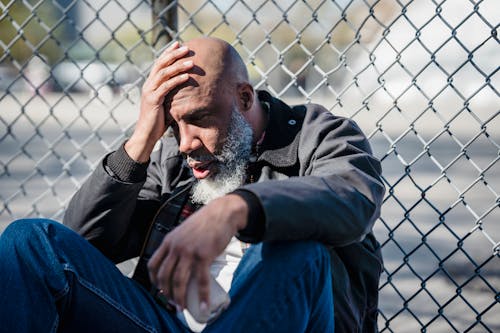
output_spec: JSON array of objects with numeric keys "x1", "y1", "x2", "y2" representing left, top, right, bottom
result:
[
  {"x1": 200, "y1": 301, "x2": 208, "y2": 315},
  {"x1": 183, "y1": 60, "x2": 193, "y2": 66},
  {"x1": 179, "y1": 46, "x2": 188, "y2": 52}
]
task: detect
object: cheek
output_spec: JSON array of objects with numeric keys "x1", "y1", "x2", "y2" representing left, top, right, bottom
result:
[{"x1": 200, "y1": 128, "x2": 223, "y2": 154}]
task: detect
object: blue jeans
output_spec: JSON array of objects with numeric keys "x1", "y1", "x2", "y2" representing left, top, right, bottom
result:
[{"x1": 0, "y1": 219, "x2": 334, "y2": 332}]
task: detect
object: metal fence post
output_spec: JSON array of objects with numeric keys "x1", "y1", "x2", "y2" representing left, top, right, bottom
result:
[{"x1": 152, "y1": 0, "x2": 178, "y2": 49}]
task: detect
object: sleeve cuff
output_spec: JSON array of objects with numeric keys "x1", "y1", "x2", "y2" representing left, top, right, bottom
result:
[
  {"x1": 232, "y1": 189, "x2": 265, "y2": 243},
  {"x1": 105, "y1": 142, "x2": 149, "y2": 183}
]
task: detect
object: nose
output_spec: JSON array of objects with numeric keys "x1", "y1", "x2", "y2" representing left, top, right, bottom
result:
[{"x1": 178, "y1": 124, "x2": 202, "y2": 155}]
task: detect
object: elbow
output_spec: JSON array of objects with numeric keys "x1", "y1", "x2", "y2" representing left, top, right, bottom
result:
[
  {"x1": 325, "y1": 189, "x2": 383, "y2": 247},
  {"x1": 353, "y1": 197, "x2": 380, "y2": 242}
]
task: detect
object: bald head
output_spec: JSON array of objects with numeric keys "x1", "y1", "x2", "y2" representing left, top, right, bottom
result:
[
  {"x1": 164, "y1": 37, "x2": 253, "y2": 118},
  {"x1": 182, "y1": 37, "x2": 248, "y2": 88}
]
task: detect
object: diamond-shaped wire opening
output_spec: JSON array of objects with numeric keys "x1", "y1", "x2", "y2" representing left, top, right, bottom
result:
[
  {"x1": 380, "y1": 61, "x2": 416, "y2": 98},
  {"x1": 415, "y1": 62, "x2": 451, "y2": 99},
  {"x1": 235, "y1": 21, "x2": 267, "y2": 52},
  {"x1": 443, "y1": 156, "x2": 482, "y2": 194},
  {"x1": 375, "y1": 105, "x2": 412, "y2": 140},
  {"x1": 77, "y1": 134, "x2": 111, "y2": 166},
  {"x1": 450, "y1": 61, "x2": 490, "y2": 98},
  {"x1": 380, "y1": 234, "x2": 408, "y2": 273},
  {"x1": 454, "y1": 10, "x2": 494, "y2": 52},
  {"x1": 360, "y1": 90, "x2": 396, "y2": 135},
  {"x1": 471, "y1": 301, "x2": 500, "y2": 333},
  {"x1": 434, "y1": 288, "x2": 482, "y2": 330},
  {"x1": 396, "y1": 40, "x2": 429, "y2": 75},
  {"x1": 428, "y1": 85, "x2": 465, "y2": 124},
  {"x1": 384, "y1": 17, "x2": 419, "y2": 53},
  {"x1": 467, "y1": 84, "x2": 499, "y2": 122},
  {"x1": 421, "y1": 312, "x2": 459, "y2": 333},
  {"x1": 410, "y1": 111, "x2": 447, "y2": 143},
  {"x1": 407, "y1": 153, "x2": 444, "y2": 188},
  {"x1": 462, "y1": 132, "x2": 498, "y2": 171},
  {"x1": 476, "y1": 0, "x2": 500, "y2": 26},
  {"x1": 426, "y1": 137, "x2": 462, "y2": 173},
  {"x1": 381, "y1": 307, "x2": 424, "y2": 333},
  {"x1": 20, "y1": 132, "x2": 51, "y2": 163},
  {"x1": 27, "y1": 189, "x2": 63, "y2": 218},
  {"x1": 417, "y1": 13, "x2": 455, "y2": 52},
  {"x1": 335, "y1": 83, "x2": 369, "y2": 117},
  {"x1": 0, "y1": 136, "x2": 23, "y2": 178},
  {"x1": 439, "y1": 0, "x2": 475, "y2": 27},
  {"x1": 446, "y1": 107, "x2": 485, "y2": 143},
  {"x1": 479, "y1": 208, "x2": 500, "y2": 246},
  {"x1": 433, "y1": 37, "x2": 470, "y2": 75}
]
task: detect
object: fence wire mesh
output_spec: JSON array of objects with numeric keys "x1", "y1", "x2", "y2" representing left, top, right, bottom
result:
[{"x1": 0, "y1": 0, "x2": 498, "y2": 331}]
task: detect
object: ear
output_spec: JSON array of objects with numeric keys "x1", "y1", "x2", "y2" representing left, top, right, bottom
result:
[{"x1": 237, "y1": 83, "x2": 254, "y2": 112}]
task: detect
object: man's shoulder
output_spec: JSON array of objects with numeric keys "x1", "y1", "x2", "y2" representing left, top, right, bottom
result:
[
  {"x1": 295, "y1": 102, "x2": 353, "y2": 130},
  {"x1": 259, "y1": 90, "x2": 361, "y2": 136}
]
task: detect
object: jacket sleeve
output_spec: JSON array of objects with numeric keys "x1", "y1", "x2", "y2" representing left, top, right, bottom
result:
[
  {"x1": 241, "y1": 107, "x2": 385, "y2": 247},
  {"x1": 63, "y1": 143, "x2": 167, "y2": 263}
]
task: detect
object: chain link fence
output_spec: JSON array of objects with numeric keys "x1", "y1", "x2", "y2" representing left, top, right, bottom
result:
[{"x1": 1, "y1": 0, "x2": 498, "y2": 331}]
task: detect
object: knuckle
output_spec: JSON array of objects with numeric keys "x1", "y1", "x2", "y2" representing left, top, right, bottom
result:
[
  {"x1": 193, "y1": 251, "x2": 203, "y2": 260},
  {"x1": 159, "y1": 67, "x2": 170, "y2": 78},
  {"x1": 172, "y1": 276, "x2": 184, "y2": 289},
  {"x1": 147, "y1": 258, "x2": 157, "y2": 271}
]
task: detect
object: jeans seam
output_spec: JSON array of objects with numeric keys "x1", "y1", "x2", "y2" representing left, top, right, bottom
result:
[
  {"x1": 64, "y1": 267, "x2": 158, "y2": 333},
  {"x1": 53, "y1": 283, "x2": 70, "y2": 301},
  {"x1": 50, "y1": 314, "x2": 59, "y2": 333}
]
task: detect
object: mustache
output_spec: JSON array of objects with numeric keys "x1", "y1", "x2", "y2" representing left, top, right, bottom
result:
[{"x1": 186, "y1": 154, "x2": 217, "y2": 164}]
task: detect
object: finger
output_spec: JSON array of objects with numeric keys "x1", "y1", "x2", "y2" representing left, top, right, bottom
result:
[
  {"x1": 162, "y1": 40, "x2": 180, "y2": 55},
  {"x1": 170, "y1": 256, "x2": 192, "y2": 309},
  {"x1": 156, "y1": 251, "x2": 179, "y2": 299},
  {"x1": 147, "y1": 236, "x2": 173, "y2": 286},
  {"x1": 147, "y1": 41, "x2": 179, "y2": 80},
  {"x1": 194, "y1": 261, "x2": 211, "y2": 316},
  {"x1": 153, "y1": 73, "x2": 190, "y2": 102},
  {"x1": 151, "y1": 45, "x2": 190, "y2": 75},
  {"x1": 154, "y1": 59, "x2": 193, "y2": 88}
]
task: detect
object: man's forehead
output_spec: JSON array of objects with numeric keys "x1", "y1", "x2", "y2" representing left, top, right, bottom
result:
[
  {"x1": 168, "y1": 85, "x2": 228, "y2": 120},
  {"x1": 168, "y1": 82, "x2": 217, "y2": 106}
]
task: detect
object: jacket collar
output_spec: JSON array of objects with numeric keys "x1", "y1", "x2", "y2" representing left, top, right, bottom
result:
[{"x1": 256, "y1": 90, "x2": 305, "y2": 168}]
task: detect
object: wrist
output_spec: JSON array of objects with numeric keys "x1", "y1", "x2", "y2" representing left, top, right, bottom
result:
[
  {"x1": 106, "y1": 142, "x2": 149, "y2": 182},
  {"x1": 231, "y1": 189, "x2": 265, "y2": 243},
  {"x1": 125, "y1": 134, "x2": 156, "y2": 163},
  {"x1": 223, "y1": 194, "x2": 249, "y2": 232}
]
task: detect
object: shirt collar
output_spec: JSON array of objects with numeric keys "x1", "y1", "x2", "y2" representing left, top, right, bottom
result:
[{"x1": 255, "y1": 90, "x2": 305, "y2": 168}]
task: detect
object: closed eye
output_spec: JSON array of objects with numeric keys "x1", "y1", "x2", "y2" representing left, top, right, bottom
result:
[{"x1": 183, "y1": 109, "x2": 213, "y2": 127}]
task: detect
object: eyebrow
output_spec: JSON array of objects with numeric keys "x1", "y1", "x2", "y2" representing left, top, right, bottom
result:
[{"x1": 181, "y1": 108, "x2": 211, "y2": 121}]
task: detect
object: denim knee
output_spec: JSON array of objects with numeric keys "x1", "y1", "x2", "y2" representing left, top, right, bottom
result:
[
  {"x1": 263, "y1": 240, "x2": 329, "y2": 261},
  {"x1": 253, "y1": 240, "x2": 332, "y2": 278},
  {"x1": 1, "y1": 218, "x2": 58, "y2": 249}
]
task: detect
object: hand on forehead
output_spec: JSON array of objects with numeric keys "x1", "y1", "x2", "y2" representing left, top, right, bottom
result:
[{"x1": 163, "y1": 38, "x2": 237, "y2": 106}]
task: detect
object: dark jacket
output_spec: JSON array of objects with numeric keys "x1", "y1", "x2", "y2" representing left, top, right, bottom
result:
[{"x1": 64, "y1": 90, "x2": 385, "y2": 332}]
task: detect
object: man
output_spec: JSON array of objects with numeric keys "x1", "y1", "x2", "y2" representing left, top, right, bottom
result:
[{"x1": 0, "y1": 37, "x2": 384, "y2": 332}]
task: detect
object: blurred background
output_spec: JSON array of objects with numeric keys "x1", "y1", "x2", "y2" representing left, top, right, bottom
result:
[{"x1": 0, "y1": 0, "x2": 498, "y2": 331}]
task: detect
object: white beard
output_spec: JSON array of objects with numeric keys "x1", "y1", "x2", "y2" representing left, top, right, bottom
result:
[{"x1": 190, "y1": 107, "x2": 253, "y2": 205}]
